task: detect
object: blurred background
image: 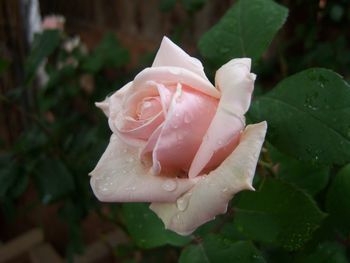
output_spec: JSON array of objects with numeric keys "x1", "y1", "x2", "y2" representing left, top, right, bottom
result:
[{"x1": 1, "y1": 0, "x2": 350, "y2": 262}]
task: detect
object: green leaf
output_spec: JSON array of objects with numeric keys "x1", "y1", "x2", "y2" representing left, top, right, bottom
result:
[
  {"x1": 25, "y1": 30, "x2": 61, "y2": 83},
  {"x1": 268, "y1": 145, "x2": 330, "y2": 195},
  {"x1": 326, "y1": 163, "x2": 350, "y2": 234},
  {"x1": 294, "y1": 242, "x2": 348, "y2": 263},
  {"x1": 34, "y1": 158, "x2": 75, "y2": 204},
  {"x1": 0, "y1": 161, "x2": 19, "y2": 199},
  {"x1": 249, "y1": 68, "x2": 350, "y2": 165},
  {"x1": 179, "y1": 234, "x2": 266, "y2": 263},
  {"x1": 233, "y1": 179, "x2": 325, "y2": 251},
  {"x1": 122, "y1": 203, "x2": 190, "y2": 248},
  {"x1": 82, "y1": 33, "x2": 129, "y2": 73},
  {"x1": 181, "y1": 0, "x2": 207, "y2": 13},
  {"x1": 198, "y1": 0, "x2": 288, "y2": 66},
  {"x1": 0, "y1": 57, "x2": 10, "y2": 75},
  {"x1": 159, "y1": 0, "x2": 177, "y2": 12}
]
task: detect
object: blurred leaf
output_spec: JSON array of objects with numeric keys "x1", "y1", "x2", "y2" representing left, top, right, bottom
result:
[
  {"x1": 294, "y1": 242, "x2": 348, "y2": 263},
  {"x1": 59, "y1": 200, "x2": 85, "y2": 260},
  {"x1": 249, "y1": 68, "x2": 350, "y2": 165},
  {"x1": 0, "y1": 160, "x2": 19, "y2": 199},
  {"x1": 82, "y1": 33, "x2": 129, "y2": 73},
  {"x1": 181, "y1": 0, "x2": 207, "y2": 12},
  {"x1": 34, "y1": 158, "x2": 75, "y2": 204},
  {"x1": 233, "y1": 179, "x2": 325, "y2": 251},
  {"x1": 25, "y1": 30, "x2": 60, "y2": 83},
  {"x1": 159, "y1": 0, "x2": 177, "y2": 12},
  {"x1": 198, "y1": 0, "x2": 288, "y2": 66},
  {"x1": 0, "y1": 57, "x2": 10, "y2": 75},
  {"x1": 179, "y1": 234, "x2": 265, "y2": 263},
  {"x1": 122, "y1": 203, "x2": 190, "y2": 248},
  {"x1": 326, "y1": 163, "x2": 350, "y2": 234},
  {"x1": 268, "y1": 145, "x2": 330, "y2": 195}
]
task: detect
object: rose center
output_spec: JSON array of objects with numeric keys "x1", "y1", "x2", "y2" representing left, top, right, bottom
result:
[{"x1": 136, "y1": 97, "x2": 162, "y2": 120}]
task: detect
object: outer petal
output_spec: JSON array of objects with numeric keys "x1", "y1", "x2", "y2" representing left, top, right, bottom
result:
[
  {"x1": 90, "y1": 134, "x2": 196, "y2": 202},
  {"x1": 133, "y1": 67, "x2": 220, "y2": 98},
  {"x1": 96, "y1": 81, "x2": 133, "y2": 118},
  {"x1": 150, "y1": 121, "x2": 267, "y2": 235},
  {"x1": 188, "y1": 58, "x2": 256, "y2": 178},
  {"x1": 152, "y1": 36, "x2": 210, "y2": 82}
]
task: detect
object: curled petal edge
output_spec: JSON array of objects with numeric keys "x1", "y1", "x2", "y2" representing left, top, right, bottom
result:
[{"x1": 150, "y1": 121, "x2": 267, "y2": 235}]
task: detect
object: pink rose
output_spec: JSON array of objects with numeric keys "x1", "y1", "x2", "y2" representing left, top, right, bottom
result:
[
  {"x1": 41, "y1": 15, "x2": 65, "y2": 31},
  {"x1": 90, "y1": 37, "x2": 267, "y2": 235}
]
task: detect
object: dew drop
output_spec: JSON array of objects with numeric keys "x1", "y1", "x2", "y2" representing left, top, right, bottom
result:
[
  {"x1": 126, "y1": 186, "x2": 136, "y2": 191},
  {"x1": 175, "y1": 113, "x2": 180, "y2": 117},
  {"x1": 177, "y1": 133, "x2": 184, "y2": 141},
  {"x1": 172, "y1": 122, "x2": 179, "y2": 129},
  {"x1": 217, "y1": 139, "x2": 223, "y2": 145},
  {"x1": 222, "y1": 187, "x2": 228, "y2": 193},
  {"x1": 176, "y1": 192, "x2": 192, "y2": 211},
  {"x1": 162, "y1": 179, "x2": 177, "y2": 191},
  {"x1": 169, "y1": 68, "x2": 180, "y2": 75},
  {"x1": 184, "y1": 112, "x2": 192, "y2": 124}
]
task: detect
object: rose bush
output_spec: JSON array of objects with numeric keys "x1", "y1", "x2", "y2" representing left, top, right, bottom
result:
[{"x1": 90, "y1": 37, "x2": 267, "y2": 235}]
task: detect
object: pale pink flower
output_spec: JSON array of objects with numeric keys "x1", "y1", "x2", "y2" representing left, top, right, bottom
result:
[
  {"x1": 41, "y1": 15, "x2": 65, "y2": 31},
  {"x1": 90, "y1": 37, "x2": 267, "y2": 235}
]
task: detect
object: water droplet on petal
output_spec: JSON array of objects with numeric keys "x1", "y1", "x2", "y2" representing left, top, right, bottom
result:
[
  {"x1": 217, "y1": 139, "x2": 223, "y2": 145},
  {"x1": 162, "y1": 179, "x2": 177, "y2": 191},
  {"x1": 176, "y1": 192, "x2": 192, "y2": 211},
  {"x1": 126, "y1": 186, "x2": 136, "y2": 191},
  {"x1": 184, "y1": 112, "x2": 192, "y2": 124},
  {"x1": 172, "y1": 122, "x2": 179, "y2": 129},
  {"x1": 177, "y1": 133, "x2": 184, "y2": 141},
  {"x1": 175, "y1": 113, "x2": 180, "y2": 117}
]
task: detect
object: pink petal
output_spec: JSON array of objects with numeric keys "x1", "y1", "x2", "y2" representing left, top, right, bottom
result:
[
  {"x1": 150, "y1": 121, "x2": 267, "y2": 235},
  {"x1": 144, "y1": 83, "x2": 218, "y2": 174},
  {"x1": 90, "y1": 134, "x2": 196, "y2": 202},
  {"x1": 189, "y1": 58, "x2": 256, "y2": 178},
  {"x1": 152, "y1": 36, "x2": 210, "y2": 82},
  {"x1": 133, "y1": 67, "x2": 220, "y2": 99},
  {"x1": 96, "y1": 81, "x2": 133, "y2": 118}
]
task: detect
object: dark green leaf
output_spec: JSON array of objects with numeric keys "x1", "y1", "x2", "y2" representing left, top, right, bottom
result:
[
  {"x1": 122, "y1": 203, "x2": 190, "y2": 248},
  {"x1": 268, "y1": 145, "x2": 330, "y2": 195},
  {"x1": 34, "y1": 158, "x2": 75, "y2": 204},
  {"x1": 82, "y1": 33, "x2": 129, "y2": 73},
  {"x1": 0, "y1": 161, "x2": 19, "y2": 199},
  {"x1": 0, "y1": 57, "x2": 10, "y2": 75},
  {"x1": 181, "y1": 0, "x2": 207, "y2": 12},
  {"x1": 25, "y1": 30, "x2": 61, "y2": 83},
  {"x1": 198, "y1": 0, "x2": 288, "y2": 66},
  {"x1": 159, "y1": 0, "x2": 177, "y2": 12},
  {"x1": 233, "y1": 179, "x2": 325, "y2": 251},
  {"x1": 294, "y1": 242, "x2": 348, "y2": 263},
  {"x1": 249, "y1": 68, "x2": 350, "y2": 165},
  {"x1": 326, "y1": 163, "x2": 350, "y2": 234},
  {"x1": 179, "y1": 234, "x2": 265, "y2": 263}
]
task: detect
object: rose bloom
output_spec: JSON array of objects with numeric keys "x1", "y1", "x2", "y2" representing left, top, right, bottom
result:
[
  {"x1": 41, "y1": 15, "x2": 65, "y2": 31},
  {"x1": 90, "y1": 37, "x2": 267, "y2": 235}
]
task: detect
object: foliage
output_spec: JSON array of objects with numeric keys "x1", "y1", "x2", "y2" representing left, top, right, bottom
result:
[{"x1": 1, "y1": 0, "x2": 350, "y2": 262}]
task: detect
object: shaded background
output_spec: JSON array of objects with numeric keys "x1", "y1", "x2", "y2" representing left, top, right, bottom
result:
[{"x1": 1, "y1": 0, "x2": 350, "y2": 262}]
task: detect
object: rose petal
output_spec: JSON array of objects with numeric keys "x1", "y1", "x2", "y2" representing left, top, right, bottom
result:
[
  {"x1": 188, "y1": 58, "x2": 255, "y2": 178},
  {"x1": 96, "y1": 81, "x2": 133, "y2": 118},
  {"x1": 152, "y1": 36, "x2": 210, "y2": 82},
  {"x1": 133, "y1": 67, "x2": 220, "y2": 98},
  {"x1": 150, "y1": 121, "x2": 267, "y2": 235},
  {"x1": 143, "y1": 83, "x2": 218, "y2": 174},
  {"x1": 90, "y1": 134, "x2": 196, "y2": 202}
]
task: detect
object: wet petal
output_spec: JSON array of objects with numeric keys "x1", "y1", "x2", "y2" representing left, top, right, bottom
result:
[
  {"x1": 152, "y1": 36, "x2": 209, "y2": 82},
  {"x1": 189, "y1": 58, "x2": 255, "y2": 178},
  {"x1": 134, "y1": 67, "x2": 220, "y2": 99},
  {"x1": 144, "y1": 83, "x2": 218, "y2": 174},
  {"x1": 90, "y1": 134, "x2": 196, "y2": 203},
  {"x1": 150, "y1": 121, "x2": 267, "y2": 235}
]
